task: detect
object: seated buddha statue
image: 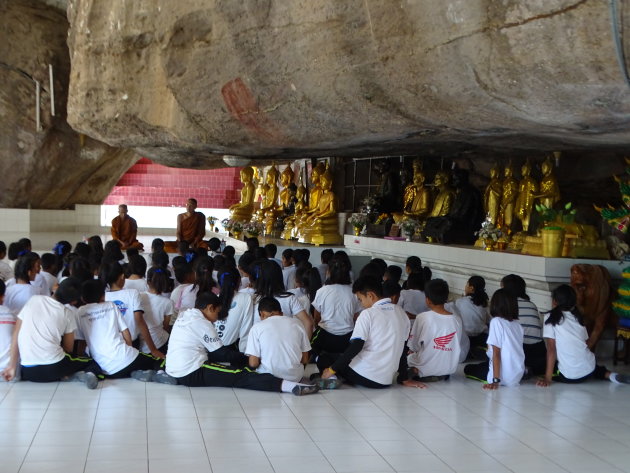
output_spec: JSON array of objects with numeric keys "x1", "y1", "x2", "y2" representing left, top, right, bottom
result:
[
  {"x1": 255, "y1": 164, "x2": 280, "y2": 218},
  {"x1": 299, "y1": 164, "x2": 342, "y2": 245},
  {"x1": 295, "y1": 162, "x2": 325, "y2": 237},
  {"x1": 403, "y1": 167, "x2": 432, "y2": 219},
  {"x1": 428, "y1": 171, "x2": 455, "y2": 218},
  {"x1": 228, "y1": 166, "x2": 255, "y2": 222}
]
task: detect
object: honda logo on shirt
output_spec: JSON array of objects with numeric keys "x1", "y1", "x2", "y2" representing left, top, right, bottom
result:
[{"x1": 433, "y1": 332, "x2": 455, "y2": 351}]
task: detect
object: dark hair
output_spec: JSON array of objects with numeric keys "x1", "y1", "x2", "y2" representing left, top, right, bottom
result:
[
  {"x1": 41, "y1": 253, "x2": 57, "y2": 271},
  {"x1": 126, "y1": 248, "x2": 140, "y2": 260},
  {"x1": 258, "y1": 296, "x2": 281, "y2": 314},
  {"x1": 0, "y1": 279, "x2": 5, "y2": 297},
  {"x1": 320, "y1": 248, "x2": 334, "y2": 264},
  {"x1": 18, "y1": 238, "x2": 32, "y2": 251},
  {"x1": 489, "y1": 288, "x2": 519, "y2": 321},
  {"x1": 385, "y1": 265, "x2": 402, "y2": 284},
  {"x1": 195, "y1": 247, "x2": 209, "y2": 259},
  {"x1": 213, "y1": 255, "x2": 226, "y2": 274},
  {"x1": 128, "y1": 254, "x2": 147, "y2": 278},
  {"x1": 352, "y1": 276, "x2": 383, "y2": 298},
  {"x1": 264, "y1": 243, "x2": 277, "y2": 258},
  {"x1": 14, "y1": 253, "x2": 39, "y2": 283},
  {"x1": 246, "y1": 237, "x2": 259, "y2": 252},
  {"x1": 195, "y1": 291, "x2": 220, "y2": 310},
  {"x1": 293, "y1": 249, "x2": 310, "y2": 267},
  {"x1": 177, "y1": 240, "x2": 190, "y2": 256},
  {"x1": 102, "y1": 240, "x2": 124, "y2": 264},
  {"x1": 74, "y1": 242, "x2": 90, "y2": 260},
  {"x1": 208, "y1": 237, "x2": 221, "y2": 252},
  {"x1": 425, "y1": 279, "x2": 449, "y2": 305},
  {"x1": 382, "y1": 280, "x2": 402, "y2": 299},
  {"x1": 0, "y1": 241, "x2": 6, "y2": 255},
  {"x1": 468, "y1": 276, "x2": 489, "y2": 307},
  {"x1": 295, "y1": 266, "x2": 322, "y2": 303},
  {"x1": 151, "y1": 250, "x2": 169, "y2": 270},
  {"x1": 282, "y1": 248, "x2": 294, "y2": 263},
  {"x1": 55, "y1": 277, "x2": 81, "y2": 305},
  {"x1": 359, "y1": 262, "x2": 384, "y2": 281},
  {"x1": 253, "y1": 247, "x2": 267, "y2": 261},
  {"x1": 254, "y1": 259, "x2": 291, "y2": 300},
  {"x1": 193, "y1": 257, "x2": 216, "y2": 293},
  {"x1": 69, "y1": 257, "x2": 92, "y2": 283},
  {"x1": 87, "y1": 235, "x2": 104, "y2": 253},
  {"x1": 334, "y1": 251, "x2": 352, "y2": 270},
  {"x1": 501, "y1": 274, "x2": 529, "y2": 300},
  {"x1": 8, "y1": 242, "x2": 25, "y2": 261},
  {"x1": 327, "y1": 257, "x2": 352, "y2": 285},
  {"x1": 82, "y1": 279, "x2": 105, "y2": 304},
  {"x1": 222, "y1": 245, "x2": 235, "y2": 259},
  {"x1": 238, "y1": 253, "x2": 255, "y2": 276},
  {"x1": 99, "y1": 261, "x2": 124, "y2": 287},
  {"x1": 188, "y1": 197, "x2": 198, "y2": 206},
  {"x1": 147, "y1": 267, "x2": 171, "y2": 295},
  {"x1": 217, "y1": 266, "x2": 241, "y2": 320},
  {"x1": 546, "y1": 284, "x2": 583, "y2": 326},
  {"x1": 151, "y1": 238, "x2": 165, "y2": 253},
  {"x1": 406, "y1": 256, "x2": 422, "y2": 273},
  {"x1": 371, "y1": 258, "x2": 387, "y2": 275},
  {"x1": 174, "y1": 262, "x2": 193, "y2": 284}
]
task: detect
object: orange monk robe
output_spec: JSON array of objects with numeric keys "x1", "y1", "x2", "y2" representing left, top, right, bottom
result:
[
  {"x1": 177, "y1": 211, "x2": 207, "y2": 248},
  {"x1": 111, "y1": 215, "x2": 143, "y2": 250}
]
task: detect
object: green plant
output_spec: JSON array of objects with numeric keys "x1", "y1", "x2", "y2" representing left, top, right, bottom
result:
[{"x1": 535, "y1": 202, "x2": 577, "y2": 224}]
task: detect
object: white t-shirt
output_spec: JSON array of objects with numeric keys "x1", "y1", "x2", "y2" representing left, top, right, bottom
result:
[
  {"x1": 165, "y1": 308, "x2": 224, "y2": 378},
  {"x1": 486, "y1": 317, "x2": 525, "y2": 387},
  {"x1": 245, "y1": 315, "x2": 310, "y2": 382},
  {"x1": 316, "y1": 263, "x2": 328, "y2": 284},
  {"x1": 0, "y1": 260, "x2": 12, "y2": 282},
  {"x1": 39, "y1": 272, "x2": 58, "y2": 296},
  {"x1": 398, "y1": 289, "x2": 428, "y2": 316},
  {"x1": 169, "y1": 283, "x2": 191, "y2": 323},
  {"x1": 283, "y1": 265, "x2": 297, "y2": 290},
  {"x1": 75, "y1": 302, "x2": 139, "y2": 375},
  {"x1": 214, "y1": 291, "x2": 254, "y2": 352},
  {"x1": 407, "y1": 310, "x2": 462, "y2": 377},
  {"x1": 349, "y1": 298, "x2": 410, "y2": 385},
  {"x1": 253, "y1": 294, "x2": 304, "y2": 324},
  {"x1": 445, "y1": 296, "x2": 489, "y2": 336},
  {"x1": 17, "y1": 296, "x2": 76, "y2": 366},
  {"x1": 0, "y1": 305, "x2": 17, "y2": 372},
  {"x1": 178, "y1": 284, "x2": 199, "y2": 313},
  {"x1": 105, "y1": 289, "x2": 143, "y2": 341},
  {"x1": 289, "y1": 287, "x2": 311, "y2": 313},
  {"x1": 312, "y1": 284, "x2": 361, "y2": 335},
  {"x1": 542, "y1": 311, "x2": 596, "y2": 380},
  {"x1": 4, "y1": 284, "x2": 45, "y2": 314},
  {"x1": 124, "y1": 278, "x2": 149, "y2": 293},
  {"x1": 139, "y1": 292, "x2": 173, "y2": 353},
  {"x1": 518, "y1": 298, "x2": 543, "y2": 344}
]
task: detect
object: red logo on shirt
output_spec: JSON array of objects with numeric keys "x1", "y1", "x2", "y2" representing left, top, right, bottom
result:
[{"x1": 433, "y1": 332, "x2": 456, "y2": 351}]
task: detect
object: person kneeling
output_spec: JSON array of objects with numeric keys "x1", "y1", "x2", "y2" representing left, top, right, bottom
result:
[{"x1": 165, "y1": 292, "x2": 318, "y2": 396}]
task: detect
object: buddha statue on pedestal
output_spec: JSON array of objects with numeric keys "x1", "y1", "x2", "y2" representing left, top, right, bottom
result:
[
  {"x1": 515, "y1": 160, "x2": 538, "y2": 232},
  {"x1": 253, "y1": 166, "x2": 264, "y2": 209},
  {"x1": 428, "y1": 171, "x2": 455, "y2": 218},
  {"x1": 278, "y1": 165, "x2": 295, "y2": 212},
  {"x1": 255, "y1": 164, "x2": 281, "y2": 233},
  {"x1": 281, "y1": 177, "x2": 307, "y2": 240},
  {"x1": 535, "y1": 155, "x2": 561, "y2": 209},
  {"x1": 228, "y1": 166, "x2": 255, "y2": 222},
  {"x1": 484, "y1": 164, "x2": 502, "y2": 225},
  {"x1": 402, "y1": 160, "x2": 432, "y2": 219},
  {"x1": 299, "y1": 164, "x2": 342, "y2": 245},
  {"x1": 500, "y1": 164, "x2": 519, "y2": 231},
  {"x1": 295, "y1": 162, "x2": 326, "y2": 238}
]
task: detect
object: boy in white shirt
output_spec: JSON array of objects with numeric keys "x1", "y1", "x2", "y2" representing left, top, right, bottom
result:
[
  {"x1": 318, "y1": 276, "x2": 425, "y2": 389},
  {"x1": 2, "y1": 279, "x2": 102, "y2": 389},
  {"x1": 407, "y1": 279, "x2": 463, "y2": 382},
  {"x1": 246, "y1": 297, "x2": 311, "y2": 382},
  {"x1": 0, "y1": 280, "x2": 17, "y2": 377},
  {"x1": 75, "y1": 280, "x2": 175, "y2": 384},
  {"x1": 398, "y1": 273, "x2": 428, "y2": 319},
  {"x1": 0, "y1": 242, "x2": 14, "y2": 282},
  {"x1": 39, "y1": 253, "x2": 59, "y2": 296},
  {"x1": 282, "y1": 249, "x2": 297, "y2": 290}
]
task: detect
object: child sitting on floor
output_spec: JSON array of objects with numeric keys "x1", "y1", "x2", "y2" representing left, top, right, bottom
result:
[
  {"x1": 0, "y1": 280, "x2": 17, "y2": 378},
  {"x1": 398, "y1": 272, "x2": 428, "y2": 319}
]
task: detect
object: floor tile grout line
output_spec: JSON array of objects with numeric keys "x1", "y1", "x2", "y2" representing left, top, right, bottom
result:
[
  {"x1": 81, "y1": 377, "x2": 103, "y2": 473},
  {"x1": 189, "y1": 385, "x2": 214, "y2": 473},
  {"x1": 233, "y1": 387, "x2": 275, "y2": 472}
]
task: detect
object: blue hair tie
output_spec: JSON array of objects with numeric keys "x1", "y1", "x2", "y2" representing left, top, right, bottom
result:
[
  {"x1": 18, "y1": 250, "x2": 27, "y2": 257},
  {"x1": 53, "y1": 243, "x2": 63, "y2": 255},
  {"x1": 154, "y1": 268, "x2": 163, "y2": 274},
  {"x1": 185, "y1": 252, "x2": 194, "y2": 263}
]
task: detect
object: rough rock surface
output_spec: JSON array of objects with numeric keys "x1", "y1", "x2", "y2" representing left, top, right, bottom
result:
[
  {"x1": 0, "y1": 0, "x2": 138, "y2": 209},
  {"x1": 66, "y1": 0, "x2": 630, "y2": 166}
]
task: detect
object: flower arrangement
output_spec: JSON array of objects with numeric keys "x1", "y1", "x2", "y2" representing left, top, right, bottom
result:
[
  {"x1": 222, "y1": 218, "x2": 244, "y2": 233},
  {"x1": 361, "y1": 195, "x2": 378, "y2": 209},
  {"x1": 243, "y1": 221, "x2": 263, "y2": 236},
  {"x1": 475, "y1": 218, "x2": 503, "y2": 241},
  {"x1": 221, "y1": 218, "x2": 232, "y2": 231},
  {"x1": 401, "y1": 218, "x2": 421, "y2": 236},
  {"x1": 536, "y1": 202, "x2": 577, "y2": 227},
  {"x1": 375, "y1": 213, "x2": 390, "y2": 225},
  {"x1": 348, "y1": 213, "x2": 369, "y2": 229},
  {"x1": 207, "y1": 216, "x2": 218, "y2": 227}
]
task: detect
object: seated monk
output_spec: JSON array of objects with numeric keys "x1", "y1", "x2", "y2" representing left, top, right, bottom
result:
[
  {"x1": 164, "y1": 198, "x2": 207, "y2": 252},
  {"x1": 111, "y1": 204, "x2": 143, "y2": 251}
]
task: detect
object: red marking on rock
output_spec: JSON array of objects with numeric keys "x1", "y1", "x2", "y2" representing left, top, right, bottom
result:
[{"x1": 221, "y1": 78, "x2": 282, "y2": 143}]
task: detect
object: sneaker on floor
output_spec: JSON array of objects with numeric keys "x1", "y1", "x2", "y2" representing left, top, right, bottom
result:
[
  {"x1": 611, "y1": 373, "x2": 630, "y2": 384},
  {"x1": 291, "y1": 384, "x2": 320, "y2": 396},
  {"x1": 68, "y1": 371, "x2": 99, "y2": 390},
  {"x1": 314, "y1": 377, "x2": 342, "y2": 390},
  {"x1": 154, "y1": 370, "x2": 178, "y2": 385},
  {"x1": 130, "y1": 369, "x2": 157, "y2": 382},
  {"x1": 309, "y1": 372, "x2": 322, "y2": 381}
]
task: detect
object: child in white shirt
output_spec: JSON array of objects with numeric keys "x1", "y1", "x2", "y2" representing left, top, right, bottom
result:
[
  {"x1": 0, "y1": 242, "x2": 12, "y2": 282},
  {"x1": 464, "y1": 289, "x2": 525, "y2": 389},
  {"x1": 282, "y1": 249, "x2": 297, "y2": 290},
  {"x1": 123, "y1": 254, "x2": 149, "y2": 293},
  {"x1": 408, "y1": 279, "x2": 463, "y2": 381},
  {"x1": 140, "y1": 267, "x2": 174, "y2": 354},
  {"x1": 537, "y1": 285, "x2": 630, "y2": 387},
  {"x1": 4, "y1": 253, "x2": 46, "y2": 314},
  {"x1": 0, "y1": 280, "x2": 17, "y2": 377},
  {"x1": 39, "y1": 253, "x2": 59, "y2": 296},
  {"x1": 215, "y1": 266, "x2": 254, "y2": 352},
  {"x1": 246, "y1": 297, "x2": 311, "y2": 382},
  {"x1": 398, "y1": 273, "x2": 428, "y2": 319}
]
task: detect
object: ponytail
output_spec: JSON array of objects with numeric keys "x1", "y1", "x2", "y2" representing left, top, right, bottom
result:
[
  {"x1": 546, "y1": 284, "x2": 583, "y2": 326},
  {"x1": 468, "y1": 276, "x2": 489, "y2": 308},
  {"x1": 147, "y1": 267, "x2": 170, "y2": 295},
  {"x1": 217, "y1": 267, "x2": 240, "y2": 320},
  {"x1": 193, "y1": 257, "x2": 216, "y2": 293},
  {"x1": 296, "y1": 266, "x2": 322, "y2": 302}
]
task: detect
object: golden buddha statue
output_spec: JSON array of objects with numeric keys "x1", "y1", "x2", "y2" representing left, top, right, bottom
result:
[
  {"x1": 281, "y1": 176, "x2": 307, "y2": 240},
  {"x1": 279, "y1": 165, "x2": 295, "y2": 212},
  {"x1": 256, "y1": 164, "x2": 280, "y2": 217},
  {"x1": 295, "y1": 162, "x2": 326, "y2": 237},
  {"x1": 252, "y1": 166, "x2": 264, "y2": 209},
  {"x1": 428, "y1": 171, "x2": 455, "y2": 218},
  {"x1": 484, "y1": 164, "x2": 502, "y2": 225},
  {"x1": 515, "y1": 160, "x2": 538, "y2": 232},
  {"x1": 228, "y1": 166, "x2": 255, "y2": 222},
  {"x1": 535, "y1": 155, "x2": 561, "y2": 209},
  {"x1": 401, "y1": 160, "x2": 432, "y2": 219},
  {"x1": 500, "y1": 164, "x2": 519, "y2": 230},
  {"x1": 299, "y1": 164, "x2": 342, "y2": 245}
]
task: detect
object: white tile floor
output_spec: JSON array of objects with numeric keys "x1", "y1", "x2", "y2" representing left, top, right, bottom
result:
[{"x1": 2, "y1": 365, "x2": 630, "y2": 473}]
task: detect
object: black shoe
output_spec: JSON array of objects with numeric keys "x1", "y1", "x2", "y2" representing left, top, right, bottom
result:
[{"x1": 292, "y1": 384, "x2": 320, "y2": 396}]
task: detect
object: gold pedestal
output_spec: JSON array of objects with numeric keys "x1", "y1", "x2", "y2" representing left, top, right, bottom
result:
[{"x1": 310, "y1": 233, "x2": 343, "y2": 246}]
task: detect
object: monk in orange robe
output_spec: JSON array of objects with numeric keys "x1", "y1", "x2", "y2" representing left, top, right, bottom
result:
[
  {"x1": 111, "y1": 204, "x2": 144, "y2": 251},
  {"x1": 165, "y1": 198, "x2": 208, "y2": 252}
]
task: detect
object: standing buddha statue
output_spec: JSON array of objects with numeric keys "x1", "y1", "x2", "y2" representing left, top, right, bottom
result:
[
  {"x1": 500, "y1": 164, "x2": 519, "y2": 231},
  {"x1": 536, "y1": 155, "x2": 561, "y2": 209},
  {"x1": 515, "y1": 160, "x2": 538, "y2": 232},
  {"x1": 484, "y1": 164, "x2": 502, "y2": 225},
  {"x1": 278, "y1": 165, "x2": 295, "y2": 212}
]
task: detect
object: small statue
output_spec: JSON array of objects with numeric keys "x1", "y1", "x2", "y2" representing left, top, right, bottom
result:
[
  {"x1": 428, "y1": 171, "x2": 455, "y2": 217},
  {"x1": 374, "y1": 159, "x2": 400, "y2": 213},
  {"x1": 515, "y1": 160, "x2": 538, "y2": 232},
  {"x1": 278, "y1": 165, "x2": 295, "y2": 212},
  {"x1": 535, "y1": 155, "x2": 561, "y2": 209},
  {"x1": 228, "y1": 166, "x2": 255, "y2": 222},
  {"x1": 484, "y1": 164, "x2": 502, "y2": 225},
  {"x1": 500, "y1": 164, "x2": 519, "y2": 231},
  {"x1": 300, "y1": 163, "x2": 342, "y2": 245},
  {"x1": 402, "y1": 160, "x2": 432, "y2": 219}
]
